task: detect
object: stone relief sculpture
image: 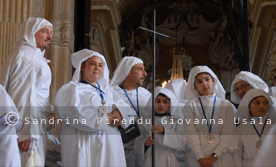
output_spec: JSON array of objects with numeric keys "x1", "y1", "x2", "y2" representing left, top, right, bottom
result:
[
  {"x1": 124, "y1": 27, "x2": 136, "y2": 56},
  {"x1": 211, "y1": 13, "x2": 230, "y2": 50},
  {"x1": 268, "y1": 50, "x2": 276, "y2": 86},
  {"x1": 209, "y1": 13, "x2": 238, "y2": 71},
  {"x1": 120, "y1": 12, "x2": 160, "y2": 71}
]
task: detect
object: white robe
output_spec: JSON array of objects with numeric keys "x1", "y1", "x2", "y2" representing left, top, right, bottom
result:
[
  {"x1": 183, "y1": 95, "x2": 237, "y2": 167},
  {"x1": 112, "y1": 85, "x2": 151, "y2": 166},
  {"x1": 0, "y1": 85, "x2": 23, "y2": 167},
  {"x1": 253, "y1": 123, "x2": 276, "y2": 166},
  {"x1": 269, "y1": 86, "x2": 276, "y2": 97},
  {"x1": 234, "y1": 116, "x2": 276, "y2": 167},
  {"x1": 0, "y1": 44, "x2": 51, "y2": 166},
  {"x1": 55, "y1": 81, "x2": 127, "y2": 167},
  {"x1": 134, "y1": 116, "x2": 186, "y2": 167}
]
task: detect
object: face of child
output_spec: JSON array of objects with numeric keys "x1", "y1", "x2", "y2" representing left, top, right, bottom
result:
[
  {"x1": 155, "y1": 95, "x2": 170, "y2": 115},
  {"x1": 194, "y1": 73, "x2": 215, "y2": 96},
  {"x1": 249, "y1": 96, "x2": 269, "y2": 117}
]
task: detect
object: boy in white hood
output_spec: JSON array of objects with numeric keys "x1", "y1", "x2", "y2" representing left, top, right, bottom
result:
[{"x1": 134, "y1": 87, "x2": 186, "y2": 167}]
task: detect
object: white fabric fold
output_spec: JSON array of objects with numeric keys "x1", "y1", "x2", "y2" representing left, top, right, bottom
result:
[
  {"x1": 165, "y1": 78, "x2": 187, "y2": 102},
  {"x1": 230, "y1": 71, "x2": 269, "y2": 104},
  {"x1": 110, "y1": 56, "x2": 143, "y2": 86},
  {"x1": 71, "y1": 49, "x2": 109, "y2": 85},
  {"x1": 184, "y1": 66, "x2": 225, "y2": 100},
  {"x1": 145, "y1": 86, "x2": 183, "y2": 119},
  {"x1": 15, "y1": 17, "x2": 52, "y2": 51},
  {"x1": 236, "y1": 89, "x2": 276, "y2": 121}
]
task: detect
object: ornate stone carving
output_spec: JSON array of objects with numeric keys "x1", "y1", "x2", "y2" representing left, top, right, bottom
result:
[
  {"x1": 271, "y1": 14, "x2": 276, "y2": 41},
  {"x1": 267, "y1": 51, "x2": 276, "y2": 86},
  {"x1": 51, "y1": 22, "x2": 71, "y2": 46},
  {"x1": 60, "y1": 22, "x2": 70, "y2": 45}
]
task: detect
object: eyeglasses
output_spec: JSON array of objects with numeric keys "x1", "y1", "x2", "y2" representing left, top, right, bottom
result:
[{"x1": 233, "y1": 84, "x2": 250, "y2": 92}]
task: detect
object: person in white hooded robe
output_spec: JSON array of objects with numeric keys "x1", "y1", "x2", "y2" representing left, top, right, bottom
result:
[
  {"x1": 134, "y1": 87, "x2": 186, "y2": 167},
  {"x1": 253, "y1": 123, "x2": 276, "y2": 166},
  {"x1": 55, "y1": 49, "x2": 128, "y2": 166},
  {"x1": 0, "y1": 17, "x2": 53, "y2": 166},
  {"x1": 230, "y1": 71, "x2": 273, "y2": 104},
  {"x1": 110, "y1": 56, "x2": 151, "y2": 166},
  {"x1": 183, "y1": 66, "x2": 237, "y2": 167},
  {"x1": 233, "y1": 89, "x2": 276, "y2": 167},
  {"x1": 165, "y1": 78, "x2": 188, "y2": 109},
  {"x1": 0, "y1": 84, "x2": 24, "y2": 167},
  {"x1": 165, "y1": 78, "x2": 188, "y2": 166}
]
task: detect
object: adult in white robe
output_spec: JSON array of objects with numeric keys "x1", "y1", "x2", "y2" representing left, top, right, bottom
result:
[
  {"x1": 55, "y1": 49, "x2": 127, "y2": 166},
  {"x1": 183, "y1": 66, "x2": 237, "y2": 167},
  {"x1": 253, "y1": 123, "x2": 276, "y2": 166},
  {"x1": 0, "y1": 84, "x2": 24, "y2": 167},
  {"x1": 230, "y1": 71, "x2": 270, "y2": 104},
  {"x1": 134, "y1": 87, "x2": 186, "y2": 167},
  {"x1": 234, "y1": 89, "x2": 276, "y2": 167},
  {"x1": 110, "y1": 56, "x2": 151, "y2": 166},
  {"x1": 0, "y1": 18, "x2": 53, "y2": 166},
  {"x1": 165, "y1": 79, "x2": 187, "y2": 166}
]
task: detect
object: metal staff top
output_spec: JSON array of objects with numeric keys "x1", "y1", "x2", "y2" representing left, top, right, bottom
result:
[{"x1": 139, "y1": 9, "x2": 169, "y2": 167}]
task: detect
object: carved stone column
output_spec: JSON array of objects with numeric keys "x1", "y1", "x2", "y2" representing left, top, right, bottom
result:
[
  {"x1": 0, "y1": 0, "x2": 32, "y2": 66},
  {"x1": 249, "y1": 0, "x2": 276, "y2": 80},
  {"x1": 268, "y1": 45, "x2": 276, "y2": 86},
  {"x1": 91, "y1": 0, "x2": 123, "y2": 74},
  {"x1": 43, "y1": 0, "x2": 74, "y2": 137},
  {"x1": 267, "y1": 15, "x2": 276, "y2": 86}
]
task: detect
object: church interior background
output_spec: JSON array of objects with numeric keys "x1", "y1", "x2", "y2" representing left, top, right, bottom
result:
[{"x1": 0, "y1": 0, "x2": 276, "y2": 138}]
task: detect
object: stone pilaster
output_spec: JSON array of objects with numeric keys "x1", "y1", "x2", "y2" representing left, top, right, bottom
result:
[
  {"x1": 249, "y1": 0, "x2": 276, "y2": 81},
  {"x1": 0, "y1": 0, "x2": 33, "y2": 66},
  {"x1": 91, "y1": 0, "x2": 122, "y2": 74}
]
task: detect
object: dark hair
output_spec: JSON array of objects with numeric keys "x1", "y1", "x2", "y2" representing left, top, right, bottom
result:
[
  {"x1": 82, "y1": 61, "x2": 86, "y2": 67},
  {"x1": 195, "y1": 72, "x2": 213, "y2": 80},
  {"x1": 156, "y1": 93, "x2": 170, "y2": 100},
  {"x1": 194, "y1": 72, "x2": 213, "y2": 87},
  {"x1": 248, "y1": 95, "x2": 269, "y2": 116}
]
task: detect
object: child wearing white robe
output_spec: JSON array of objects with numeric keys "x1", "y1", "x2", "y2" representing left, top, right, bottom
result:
[
  {"x1": 134, "y1": 87, "x2": 186, "y2": 167},
  {"x1": 234, "y1": 89, "x2": 276, "y2": 167},
  {"x1": 253, "y1": 123, "x2": 276, "y2": 166},
  {"x1": 165, "y1": 79, "x2": 188, "y2": 166},
  {"x1": 183, "y1": 66, "x2": 237, "y2": 167}
]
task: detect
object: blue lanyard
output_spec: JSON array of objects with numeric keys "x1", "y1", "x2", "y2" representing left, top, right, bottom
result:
[
  {"x1": 53, "y1": 137, "x2": 58, "y2": 144},
  {"x1": 252, "y1": 118, "x2": 267, "y2": 139},
  {"x1": 80, "y1": 79, "x2": 104, "y2": 101},
  {"x1": 121, "y1": 85, "x2": 140, "y2": 117},
  {"x1": 48, "y1": 132, "x2": 58, "y2": 144},
  {"x1": 199, "y1": 96, "x2": 216, "y2": 134}
]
